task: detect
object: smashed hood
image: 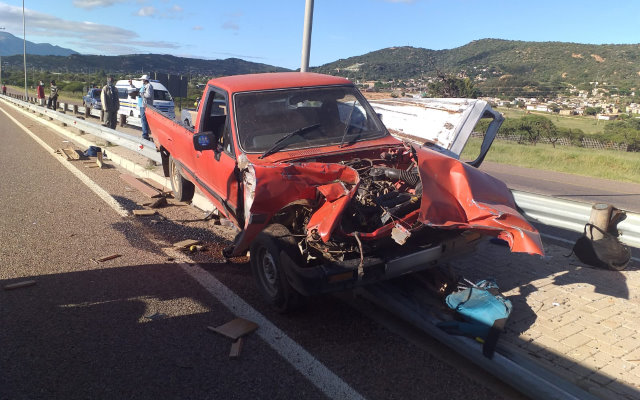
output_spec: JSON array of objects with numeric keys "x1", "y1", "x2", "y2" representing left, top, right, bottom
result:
[
  {"x1": 413, "y1": 146, "x2": 543, "y2": 255},
  {"x1": 241, "y1": 147, "x2": 543, "y2": 257}
]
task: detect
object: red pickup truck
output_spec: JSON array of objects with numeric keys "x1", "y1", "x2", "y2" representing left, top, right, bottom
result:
[{"x1": 146, "y1": 72, "x2": 543, "y2": 312}]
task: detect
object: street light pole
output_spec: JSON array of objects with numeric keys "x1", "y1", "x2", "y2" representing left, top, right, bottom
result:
[
  {"x1": 300, "y1": 0, "x2": 314, "y2": 72},
  {"x1": 0, "y1": 27, "x2": 5, "y2": 86},
  {"x1": 23, "y1": 0, "x2": 28, "y2": 99}
]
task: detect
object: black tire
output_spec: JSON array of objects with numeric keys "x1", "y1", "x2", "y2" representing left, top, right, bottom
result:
[
  {"x1": 169, "y1": 156, "x2": 195, "y2": 202},
  {"x1": 250, "y1": 224, "x2": 305, "y2": 313}
]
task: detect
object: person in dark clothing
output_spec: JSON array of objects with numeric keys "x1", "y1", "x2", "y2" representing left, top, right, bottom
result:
[
  {"x1": 47, "y1": 80, "x2": 59, "y2": 110},
  {"x1": 100, "y1": 76, "x2": 120, "y2": 129}
]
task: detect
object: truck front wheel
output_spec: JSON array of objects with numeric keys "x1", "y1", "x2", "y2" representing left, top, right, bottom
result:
[
  {"x1": 250, "y1": 224, "x2": 305, "y2": 313},
  {"x1": 169, "y1": 156, "x2": 195, "y2": 202}
]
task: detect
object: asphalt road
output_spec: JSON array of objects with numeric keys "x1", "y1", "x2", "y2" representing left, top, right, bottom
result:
[{"x1": 0, "y1": 105, "x2": 523, "y2": 399}]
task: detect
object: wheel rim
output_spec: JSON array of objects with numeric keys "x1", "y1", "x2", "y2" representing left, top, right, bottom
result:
[
  {"x1": 170, "y1": 160, "x2": 180, "y2": 191},
  {"x1": 257, "y1": 247, "x2": 278, "y2": 297}
]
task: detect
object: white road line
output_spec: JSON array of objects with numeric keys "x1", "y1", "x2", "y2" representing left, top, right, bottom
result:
[
  {"x1": 0, "y1": 106, "x2": 129, "y2": 217},
  {"x1": 177, "y1": 260, "x2": 366, "y2": 400},
  {"x1": 3, "y1": 104, "x2": 365, "y2": 399}
]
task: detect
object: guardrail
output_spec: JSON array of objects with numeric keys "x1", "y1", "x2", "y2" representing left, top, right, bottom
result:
[
  {"x1": 0, "y1": 93, "x2": 159, "y2": 163},
  {"x1": 513, "y1": 190, "x2": 640, "y2": 249},
  {"x1": 2, "y1": 93, "x2": 638, "y2": 249}
]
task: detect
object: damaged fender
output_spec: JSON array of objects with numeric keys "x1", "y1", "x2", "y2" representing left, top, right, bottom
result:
[
  {"x1": 228, "y1": 162, "x2": 359, "y2": 256},
  {"x1": 414, "y1": 146, "x2": 544, "y2": 255}
]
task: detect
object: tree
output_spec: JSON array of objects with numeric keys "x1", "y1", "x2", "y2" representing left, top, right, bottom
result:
[
  {"x1": 584, "y1": 107, "x2": 602, "y2": 116},
  {"x1": 428, "y1": 72, "x2": 480, "y2": 98},
  {"x1": 518, "y1": 115, "x2": 556, "y2": 146}
]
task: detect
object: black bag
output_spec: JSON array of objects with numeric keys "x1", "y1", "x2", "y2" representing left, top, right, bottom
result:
[{"x1": 573, "y1": 223, "x2": 630, "y2": 271}]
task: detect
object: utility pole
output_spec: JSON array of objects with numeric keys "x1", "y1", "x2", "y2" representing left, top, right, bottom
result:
[
  {"x1": 0, "y1": 27, "x2": 4, "y2": 86},
  {"x1": 300, "y1": 0, "x2": 314, "y2": 72},
  {"x1": 23, "y1": 0, "x2": 28, "y2": 99}
]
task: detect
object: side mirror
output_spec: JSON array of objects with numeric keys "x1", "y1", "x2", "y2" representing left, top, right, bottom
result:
[
  {"x1": 193, "y1": 131, "x2": 217, "y2": 151},
  {"x1": 376, "y1": 113, "x2": 383, "y2": 121}
]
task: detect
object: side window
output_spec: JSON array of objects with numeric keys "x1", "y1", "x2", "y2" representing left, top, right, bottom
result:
[{"x1": 202, "y1": 88, "x2": 234, "y2": 157}]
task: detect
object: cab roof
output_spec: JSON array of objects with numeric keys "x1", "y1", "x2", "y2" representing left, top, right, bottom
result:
[{"x1": 207, "y1": 72, "x2": 352, "y2": 93}]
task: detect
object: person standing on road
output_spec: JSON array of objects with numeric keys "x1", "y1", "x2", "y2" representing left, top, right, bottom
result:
[
  {"x1": 138, "y1": 75, "x2": 154, "y2": 141},
  {"x1": 100, "y1": 76, "x2": 120, "y2": 130},
  {"x1": 47, "y1": 80, "x2": 59, "y2": 110},
  {"x1": 2, "y1": 84, "x2": 6, "y2": 95},
  {"x1": 36, "y1": 81, "x2": 45, "y2": 106}
]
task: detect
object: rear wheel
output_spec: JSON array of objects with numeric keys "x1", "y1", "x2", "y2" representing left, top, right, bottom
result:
[
  {"x1": 250, "y1": 224, "x2": 305, "y2": 313},
  {"x1": 169, "y1": 156, "x2": 195, "y2": 202}
]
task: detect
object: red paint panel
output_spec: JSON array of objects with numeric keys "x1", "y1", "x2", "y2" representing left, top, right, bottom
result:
[{"x1": 414, "y1": 147, "x2": 544, "y2": 255}]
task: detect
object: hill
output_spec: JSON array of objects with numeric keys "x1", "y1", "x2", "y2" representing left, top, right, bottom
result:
[
  {"x1": 0, "y1": 31, "x2": 78, "y2": 56},
  {"x1": 312, "y1": 39, "x2": 640, "y2": 97},
  {"x1": 0, "y1": 53, "x2": 290, "y2": 77}
]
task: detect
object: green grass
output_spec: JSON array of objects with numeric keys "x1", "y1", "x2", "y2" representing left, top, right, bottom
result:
[
  {"x1": 462, "y1": 138, "x2": 640, "y2": 184},
  {"x1": 496, "y1": 107, "x2": 611, "y2": 135}
]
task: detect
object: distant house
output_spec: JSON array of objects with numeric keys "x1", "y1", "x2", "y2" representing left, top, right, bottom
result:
[
  {"x1": 597, "y1": 114, "x2": 618, "y2": 121},
  {"x1": 559, "y1": 109, "x2": 573, "y2": 116}
]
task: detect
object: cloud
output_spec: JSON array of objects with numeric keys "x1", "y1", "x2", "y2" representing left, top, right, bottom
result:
[
  {"x1": 222, "y1": 21, "x2": 239, "y2": 31},
  {"x1": 73, "y1": 0, "x2": 125, "y2": 9},
  {"x1": 136, "y1": 6, "x2": 156, "y2": 17},
  {"x1": 171, "y1": 5, "x2": 183, "y2": 13},
  {"x1": 192, "y1": 26, "x2": 203, "y2": 31},
  {"x1": 0, "y1": 3, "x2": 180, "y2": 54}
]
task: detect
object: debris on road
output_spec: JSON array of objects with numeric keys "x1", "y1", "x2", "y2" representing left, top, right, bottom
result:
[
  {"x1": 4, "y1": 280, "x2": 37, "y2": 290},
  {"x1": 141, "y1": 197, "x2": 168, "y2": 209},
  {"x1": 173, "y1": 239, "x2": 201, "y2": 250},
  {"x1": 55, "y1": 148, "x2": 83, "y2": 160},
  {"x1": 91, "y1": 254, "x2": 122, "y2": 263},
  {"x1": 189, "y1": 245, "x2": 206, "y2": 252},
  {"x1": 132, "y1": 209, "x2": 157, "y2": 216},
  {"x1": 207, "y1": 318, "x2": 258, "y2": 340},
  {"x1": 229, "y1": 338, "x2": 244, "y2": 358}
]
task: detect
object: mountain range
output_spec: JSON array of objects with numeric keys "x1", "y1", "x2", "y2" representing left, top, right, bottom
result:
[
  {"x1": 312, "y1": 39, "x2": 640, "y2": 96},
  {"x1": 3, "y1": 32, "x2": 640, "y2": 97},
  {"x1": 0, "y1": 31, "x2": 78, "y2": 56}
]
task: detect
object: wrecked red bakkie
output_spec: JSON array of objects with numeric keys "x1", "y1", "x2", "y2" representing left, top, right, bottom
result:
[{"x1": 146, "y1": 72, "x2": 544, "y2": 311}]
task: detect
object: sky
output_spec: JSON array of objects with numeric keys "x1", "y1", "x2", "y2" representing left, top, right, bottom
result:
[{"x1": 0, "y1": 0, "x2": 639, "y2": 70}]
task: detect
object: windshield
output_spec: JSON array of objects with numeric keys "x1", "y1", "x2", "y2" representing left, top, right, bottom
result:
[
  {"x1": 154, "y1": 90, "x2": 172, "y2": 101},
  {"x1": 235, "y1": 85, "x2": 386, "y2": 153}
]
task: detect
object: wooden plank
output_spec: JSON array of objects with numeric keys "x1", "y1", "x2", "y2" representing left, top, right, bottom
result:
[
  {"x1": 133, "y1": 209, "x2": 157, "y2": 216},
  {"x1": 96, "y1": 254, "x2": 122, "y2": 262},
  {"x1": 61, "y1": 148, "x2": 81, "y2": 160},
  {"x1": 96, "y1": 151, "x2": 104, "y2": 168},
  {"x1": 229, "y1": 338, "x2": 244, "y2": 358},
  {"x1": 207, "y1": 318, "x2": 258, "y2": 340},
  {"x1": 4, "y1": 280, "x2": 36, "y2": 290},
  {"x1": 173, "y1": 239, "x2": 201, "y2": 249},
  {"x1": 119, "y1": 174, "x2": 163, "y2": 198}
]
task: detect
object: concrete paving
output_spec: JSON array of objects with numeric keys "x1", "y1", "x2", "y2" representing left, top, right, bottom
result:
[{"x1": 454, "y1": 241, "x2": 640, "y2": 400}]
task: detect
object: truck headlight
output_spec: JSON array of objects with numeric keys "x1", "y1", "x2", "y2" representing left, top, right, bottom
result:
[{"x1": 243, "y1": 164, "x2": 256, "y2": 222}]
